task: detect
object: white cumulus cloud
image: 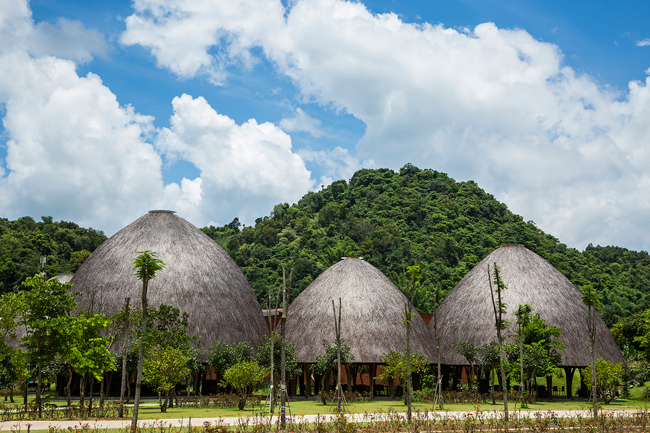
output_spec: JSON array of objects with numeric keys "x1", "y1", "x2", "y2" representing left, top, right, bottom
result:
[
  {"x1": 123, "y1": 0, "x2": 650, "y2": 250},
  {"x1": 0, "y1": 0, "x2": 315, "y2": 233},
  {"x1": 279, "y1": 108, "x2": 325, "y2": 137},
  {"x1": 156, "y1": 94, "x2": 314, "y2": 224}
]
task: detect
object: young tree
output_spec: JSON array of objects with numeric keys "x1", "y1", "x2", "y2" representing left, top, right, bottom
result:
[
  {"x1": 311, "y1": 339, "x2": 354, "y2": 404},
  {"x1": 377, "y1": 350, "x2": 428, "y2": 398},
  {"x1": 256, "y1": 333, "x2": 300, "y2": 406},
  {"x1": 430, "y1": 290, "x2": 446, "y2": 409},
  {"x1": 142, "y1": 346, "x2": 190, "y2": 412},
  {"x1": 63, "y1": 313, "x2": 116, "y2": 410},
  {"x1": 403, "y1": 263, "x2": 420, "y2": 423},
  {"x1": 0, "y1": 292, "x2": 24, "y2": 405},
  {"x1": 279, "y1": 268, "x2": 293, "y2": 427},
  {"x1": 518, "y1": 311, "x2": 564, "y2": 404},
  {"x1": 208, "y1": 340, "x2": 256, "y2": 391},
  {"x1": 581, "y1": 285, "x2": 598, "y2": 419},
  {"x1": 478, "y1": 342, "x2": 500, "y2": 405},
  {"x1": 221, "y1": 360, "x2": 269, "y2": 410},
  {"x1": 19, "y1": 275, "x2": 77, "y2": 417},
  {"x1": 131, "y1": 251, "x2": 164, "y2": 433},
  {"x1": 580, "y1": 359, "x2": 623, "y2": 404},
  {"x1": 451, "y1": 342, "x2": 481, "y2": 390},
  {"x1": 111, "y1": 297, "x2": 131, "y2": 417},
  {"x1": 487, "y1": 264, "x2": 509, "y2": 420},
  {"x1": 513, "y1": 304, "x2": 532, "y2": 408}
]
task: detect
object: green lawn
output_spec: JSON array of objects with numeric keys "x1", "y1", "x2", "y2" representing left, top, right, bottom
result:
[{"x1": 2, "y1": 395, "x2": 645, "y2": 420}]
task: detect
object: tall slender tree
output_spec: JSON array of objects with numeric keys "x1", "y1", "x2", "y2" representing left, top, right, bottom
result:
[
  {"x1": 279, "y1": 268, "x2": 293, "y2": 427},
  {"x1": 403, "y1": 262, "x2": 420, "y2": 423},
  {"x1": 513, "y1": 304, "x2": 532, "y2": 408},
  {"x1": 118, "y1": 297, "x2": 130, "y2": 418},
  {"x1": 581, "y1": 285, "x2": 598, "y2": 419},
  {"x1": 130, "y1": 251, "x2": 164, "y2": 432},
  {"x1": 487, "y1": 263, "x2": 509, "y2": 421},
  {"x1": 430, "y1": 291, "x2": 446, "y2": 410}
]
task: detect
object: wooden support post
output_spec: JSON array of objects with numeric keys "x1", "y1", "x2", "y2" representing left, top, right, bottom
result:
[{"x1": 564, "y1": 367, "x2": 575, "y2": 399}]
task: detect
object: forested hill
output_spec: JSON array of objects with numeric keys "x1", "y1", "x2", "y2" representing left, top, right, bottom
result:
[
  {"x1": 0, "y1": 216, "x2": 106, "y2": 292},
  {"x1": 2, "y1": 166, "x2": 648, "y2": 328},
  {"x1": 202, "y1": 165, "x2": 650, "y2": 327}
]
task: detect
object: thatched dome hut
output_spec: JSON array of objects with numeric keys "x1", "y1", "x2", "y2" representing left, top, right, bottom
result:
[
  {"x1": 430, "y1": 244, "x2": 623, "y2": 367},
  {"x1": 71, "y1": 210, "x2": 267, "y2": 350},
  {"x1": 286, "y1": 258, "x2": 433, "y2": 364},
  {"x1": 48, "y1": 273, "x2": 74, "y2": 284}
]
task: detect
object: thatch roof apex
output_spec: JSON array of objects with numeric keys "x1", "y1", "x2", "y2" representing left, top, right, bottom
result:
[
  {"x1": 430, "y1": 245, "x2": 624, "y2": 367},
  {"x1": 48, "y1": 273, "x2": 74, "y2": 284},
  {"x1": 286, "y1": 258, "x2": 434, "y2": 363},
  {"x1": 71, "y1": 211, "x2": 266, "y2": 350}
]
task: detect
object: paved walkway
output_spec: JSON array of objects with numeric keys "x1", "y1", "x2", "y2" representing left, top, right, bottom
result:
[{"x1": 1, "y1": 408, "x2": 647, "y2": 431}]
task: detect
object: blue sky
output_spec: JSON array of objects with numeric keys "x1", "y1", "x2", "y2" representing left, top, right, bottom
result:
[{"x1": 1, "y1": 0, "x2": 649, "y2": 251}]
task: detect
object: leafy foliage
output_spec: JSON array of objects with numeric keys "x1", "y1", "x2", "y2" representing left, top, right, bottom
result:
[
  {"x1": 256, "y1": 332, "x2": 301, "y2": 381},
  {"x1": 142, "y1": 346, "x2": 190, "y2": 412},
  {"x1": 377, "y1": 350, "x2": 428, "y2": 383},
  {"x1": 220, "y1": 361, "x2": 269, "y2": 410},
  {"x1": 581, "y1": 359, "x2": 624, "y2": 404},
  {"x1": 0, "y1": 216, "x2": 106, "y2": 293},
  {"x1": 200, "y1": 165, "x2": 650, "y2": 328}
]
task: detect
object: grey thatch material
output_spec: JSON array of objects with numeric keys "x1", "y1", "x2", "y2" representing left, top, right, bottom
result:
[
  {"x1": 71, "y1": 211, "x2": 267, "y2": 350},
  {"x1": 285, "y1": 258, "x2": 434, "y2": 363},
  {"x1": 430, "y1": 245, "x2": 624, "y2": 367},
  {"x1": 48, "y1": 273, "x2": 74, "y2": 284}
]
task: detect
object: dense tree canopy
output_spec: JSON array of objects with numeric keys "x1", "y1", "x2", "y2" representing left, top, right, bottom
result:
[
  {"x1": 4, "y1": 165, "x2": 649, "y2": 333},
  {"x1": 0, "y1": 216, "x2": 106, "y2": 292},
  {"x1": 201, "y1": 165, "x2": 650, "y2": 326}
]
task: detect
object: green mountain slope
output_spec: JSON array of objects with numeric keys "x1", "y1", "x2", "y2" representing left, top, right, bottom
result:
[
  {"x1": 202, "y1": 165, "x2": 650, "y2": 326},
  {"x1": 0, "y1": 216, "x2": 107, "y2": 292}
]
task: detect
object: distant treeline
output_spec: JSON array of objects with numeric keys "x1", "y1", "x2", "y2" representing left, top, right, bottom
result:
[
  {"x1": 0, "y1": 216, "x2": 106, "y2": 292},
  {"x1": 202, "y1": 164, "x2": 650, "y2": 327}
]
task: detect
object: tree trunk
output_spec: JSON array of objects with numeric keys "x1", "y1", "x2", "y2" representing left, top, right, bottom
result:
[
  {"x1": 238, "y1": 390, "x2": 247, "y2": 410},
  {"x1": 131, "y1": 278, "x2": 149, "y2": 432},
  {"x1": 100, "y1": 372, "x2": 106, "y2": 408},
  {"x1": 302, "y1": 364, "x2": 309, "y2": 398},
  {"x1": 126, "y1": 374, "x2": 131, "y2": 402},
  {"x1": 320, "y1": 375, "x2": 327, "y2": 404},
  {"x1": 37, "y1": 357, "x2": 43, "y2": 418},
  {"x1": 88, "y1": 375, "x2": 94, "y2": 416},
  {"x1": 490, "y1": 366, "x2": 495, "y2": 405},
  {"x1": 519, "y1": 326, "x2": 525, "y2": 408},
  {"x1": 119, "y1": 297, "x2": 130, "y2": 417},
  {"x1": 79, "y1": 372, "x2": 86, "y2": 409},
  {"x1": 9, "y1": 386, "x2": 13, "y2": 403},
  {"x1": 368, "y1": 364, "x2": 375, "y2": 400},
  {"x1": 23, "y1": 381, "x2": 28, "y2": 409},
  {"x1": 405, "y1": 302, "x2": 412, "y2": 423},
  {"x1": 66, "y1": 366, "x2": 72, "y2": 407},
  {"x1": 280, "y1": 271, "x2": 288, "y2": 426}
]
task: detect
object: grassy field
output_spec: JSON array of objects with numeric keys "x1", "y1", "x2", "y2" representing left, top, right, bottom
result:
[{"x1": 2, "y1": 394, "x2": 647, "y2": 420}]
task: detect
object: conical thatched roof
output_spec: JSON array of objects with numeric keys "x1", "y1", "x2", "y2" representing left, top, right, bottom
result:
[
  {"x1": 430, "y1": 245, "x2": 624, "y2": 367},
  {"x1": 286, "y1": 258, "x2": 434, "y2": 363},
  {"x1": 48, "y1": 273, "x2": 74, "y2": 284},
  {"x1": 71, "y1": 210, "x2": 267, "y2": 350}
]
